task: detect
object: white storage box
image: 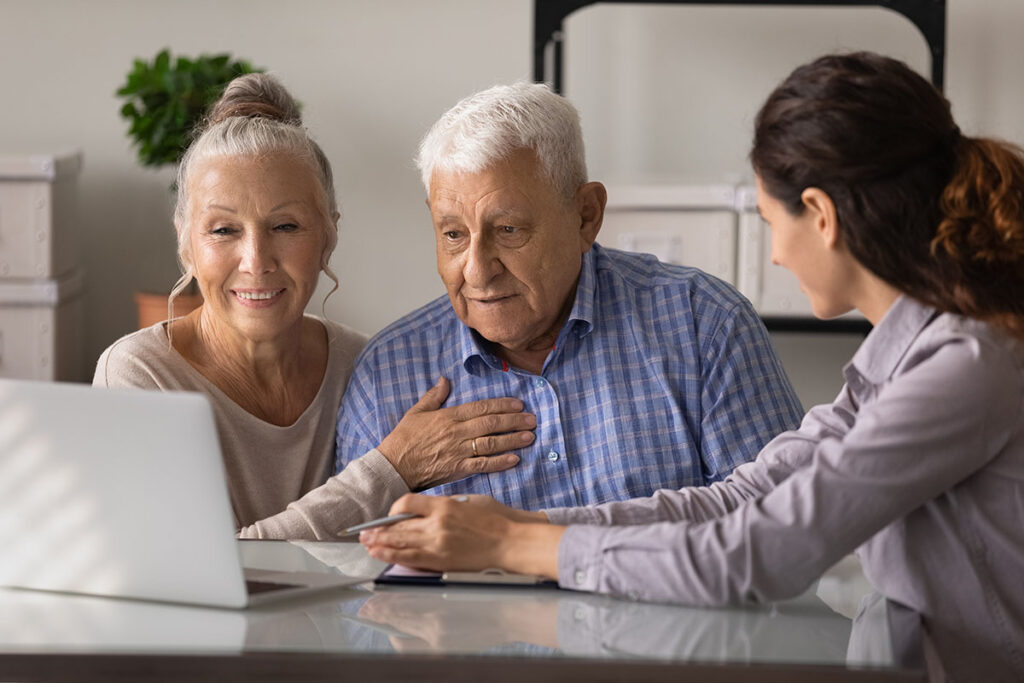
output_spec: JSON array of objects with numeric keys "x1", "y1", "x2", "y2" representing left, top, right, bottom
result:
[
  {"x1": 0, "y1": 270, "x2": 85, "y2": 381},
  {"x1": 735, "y1": 185, "x2": 808, "y2": 315},
  {"x1": 602, "y1": 185, "x2": 737, "y2": 283},
  {"x1": 0, "y1": 151, "x2": 83, "y2": 279},
  {"x1": 603, "y1": 183, "x2": 864, "y2": 322},
  {"x1": 735, "y1": 186, "x2": 863, "y2": 321}
]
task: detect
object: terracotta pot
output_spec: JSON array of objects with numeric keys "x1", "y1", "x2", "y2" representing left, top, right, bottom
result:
[{"x1": 134, "y1": 291, "x2": 203, "y2": 330}]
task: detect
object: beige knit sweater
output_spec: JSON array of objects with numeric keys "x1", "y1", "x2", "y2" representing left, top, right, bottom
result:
[{"x1": 92, "y1": 316, "x2": 409, "y2": 539}]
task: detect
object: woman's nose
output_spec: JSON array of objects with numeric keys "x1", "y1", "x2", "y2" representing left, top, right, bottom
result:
[{"x1": 239, "y1": 233, "x2": 277, "y2": 274}]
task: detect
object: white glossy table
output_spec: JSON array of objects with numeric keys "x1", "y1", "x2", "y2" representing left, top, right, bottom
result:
[{"x1": 0, "y1": 540, "x2": 924, "y2": 682}]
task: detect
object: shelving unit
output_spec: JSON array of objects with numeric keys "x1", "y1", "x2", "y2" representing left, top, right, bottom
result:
[
  {"x1": 534, "y1": 0, "x2": 946, "y2": 90},
  {"x1": 532, "y1": 0, "x2": 947, "y2": 334}
]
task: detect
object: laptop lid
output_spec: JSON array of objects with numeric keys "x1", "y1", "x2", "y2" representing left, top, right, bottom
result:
[{"x1": 0, "y1": 379, "x2": 364, "y2": 608}]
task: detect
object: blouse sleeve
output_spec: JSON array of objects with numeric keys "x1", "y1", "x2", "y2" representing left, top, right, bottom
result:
[{"x1": 545, "y1": 383, "x2": 859, "y2": 527}]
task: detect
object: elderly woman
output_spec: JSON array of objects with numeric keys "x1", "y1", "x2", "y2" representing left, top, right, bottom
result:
[{"x1": 94, "y1": 74, "x2": 534, "y2": 538}]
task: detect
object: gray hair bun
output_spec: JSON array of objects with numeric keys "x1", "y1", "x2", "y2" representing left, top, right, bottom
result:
[{"x1": 206, "y1": 73, "x2": 301, "y2": 127}]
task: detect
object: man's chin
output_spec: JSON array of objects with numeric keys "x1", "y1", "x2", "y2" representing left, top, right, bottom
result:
[
  {"x1": 463, "y1": 320, "x2": 528, "y2": 349},
  {"x1": 472, "y1": 326, "x2": 521, "y2": 347}
]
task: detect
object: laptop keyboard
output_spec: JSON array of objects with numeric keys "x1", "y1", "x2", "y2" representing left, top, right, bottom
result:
[{"x1": 246, "y1": 579, "x2": 300, "y2": 595}]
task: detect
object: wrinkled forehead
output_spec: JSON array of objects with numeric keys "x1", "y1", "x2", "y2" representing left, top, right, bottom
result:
[{"x1": 183, "y1": 152, "x2": 331, "y2": 219}]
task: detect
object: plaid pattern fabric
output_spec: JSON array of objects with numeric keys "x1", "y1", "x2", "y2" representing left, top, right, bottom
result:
[{"x1": 335, "y1": 244, "x2": 803, "y2": 510}]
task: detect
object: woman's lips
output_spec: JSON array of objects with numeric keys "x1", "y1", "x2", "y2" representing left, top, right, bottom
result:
[{"x1": 232, "y1": 289, "x2": 284, "y2": 307}]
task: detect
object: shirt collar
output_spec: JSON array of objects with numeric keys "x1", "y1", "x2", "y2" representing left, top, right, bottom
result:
[
  {"x1": 565, "y1": 244, "x2": 599, "y2": 339},
  {"x1": 845, "y1": 295, "x2": 938, "y2": 386},
  {"x1": 458, "y1": 246, "x2": 600, "y2": 374}
]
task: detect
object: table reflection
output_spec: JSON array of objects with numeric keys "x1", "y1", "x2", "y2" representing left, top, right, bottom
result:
[
  {"x1": 341, "y1": 585, "x2": 854, "y2": 664},
  {"x1": 1, "y1": 541, "x2": 898, "y2": 673}
]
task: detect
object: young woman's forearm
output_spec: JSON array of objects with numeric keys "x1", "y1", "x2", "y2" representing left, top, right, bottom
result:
[{"x1": 499, "y1": 521, "x2": 565, "y2": 579}]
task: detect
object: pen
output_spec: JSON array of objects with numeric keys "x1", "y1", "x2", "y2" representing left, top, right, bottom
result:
[
  {"x1": 339, "y1": 495, "x2": 470, "y2": 537},
  {"x1": 339, "y1": 512, "x2": 419, "y2": 537}
]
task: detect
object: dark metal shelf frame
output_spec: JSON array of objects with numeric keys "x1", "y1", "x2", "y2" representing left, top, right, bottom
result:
[
  {"x1": 534, "y1": 0, "x2": 947, "y2": 92},
  {"x1": 533, "y1": 0, "x2": 947, "y2": 335}
]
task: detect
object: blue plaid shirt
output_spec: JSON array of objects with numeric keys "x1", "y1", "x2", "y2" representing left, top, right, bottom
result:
[{"x1": 335, "y1": 244, "x2": 803, "y2": 510}]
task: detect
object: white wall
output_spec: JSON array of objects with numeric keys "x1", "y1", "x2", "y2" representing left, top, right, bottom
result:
[
  {"x1": 2, "y1": 0, "x2": 1022, "y2": 406},
  {"x1": 0, "y1": 0, "x2": 529, "y2": 377}
]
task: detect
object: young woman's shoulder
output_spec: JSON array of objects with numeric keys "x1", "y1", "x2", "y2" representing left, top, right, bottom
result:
[
  {"x1": 924, "y1": 313, "x2": 1024, "y2": 368},
  {"x1": 907, "y1": 312, "x2": 1024, "y2": 411}
]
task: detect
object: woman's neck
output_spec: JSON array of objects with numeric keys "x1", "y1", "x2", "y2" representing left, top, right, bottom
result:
[
  {"x1": 853, "y1": 267, "x2": 903, "y2": 326},
  {"x1": 170, "y1": 311, "x2": 327, "y2": 426},
  {"x1": 194, "y1": 311, "x2": 303, "y2": 384}
]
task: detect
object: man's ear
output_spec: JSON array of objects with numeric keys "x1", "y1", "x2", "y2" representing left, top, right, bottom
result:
[
  {"x1": 575, "y1": 181, "x2": 607, "y2": 251},
  {"x1": 800, "y1": 187, "x2": 840, "y2": 249}
]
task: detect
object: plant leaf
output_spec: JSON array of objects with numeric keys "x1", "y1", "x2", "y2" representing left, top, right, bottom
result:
[{"x1": 116, "y1": 48, "x2": 265, "y2": 168}]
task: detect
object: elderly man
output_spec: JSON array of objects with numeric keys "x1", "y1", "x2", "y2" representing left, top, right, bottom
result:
[{"x1": 335, "y1": 82, "x2": 803, "y2": 510}]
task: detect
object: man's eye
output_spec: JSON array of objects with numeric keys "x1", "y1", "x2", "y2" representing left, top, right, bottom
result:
[
  {"x1": 443, "y1": 231, "x2": 462, "y2": 241},
  {"x1": 496, "y1": 225, "x2": 529, "y2": 246}
]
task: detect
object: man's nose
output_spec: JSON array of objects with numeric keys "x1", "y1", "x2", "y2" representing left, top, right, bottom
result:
[{"x1": 463, "y1": 235, "x2": 502, "y2": 286}]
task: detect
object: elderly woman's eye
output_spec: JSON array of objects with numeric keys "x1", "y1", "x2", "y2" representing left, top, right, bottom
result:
[
  {"x1": 211, "y1": 226, "x2": 235, "y2": 236},
  {"x1": 274, "y1": 223, "x2": 299, "y2": 232}
]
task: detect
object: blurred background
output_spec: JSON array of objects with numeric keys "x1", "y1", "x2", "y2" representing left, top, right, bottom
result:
[{"x1": 1, "y1": 0, "x2": 1021, "y2": 407}]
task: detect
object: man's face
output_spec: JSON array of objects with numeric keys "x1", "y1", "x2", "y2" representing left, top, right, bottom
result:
[{"x1": 428, "y1": 149, "x2": 602, "y2": 354}]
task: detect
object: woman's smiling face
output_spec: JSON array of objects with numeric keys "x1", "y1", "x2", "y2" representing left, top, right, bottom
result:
[
  {"x1": 755, "y1": 175, "x2": 857, "y2": 320},
  {"x1": 184, "y1": 152, "x2": 330, "y2": 343}
]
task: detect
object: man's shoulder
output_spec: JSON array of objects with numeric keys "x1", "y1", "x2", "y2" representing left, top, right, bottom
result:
[
  {"x1": 317, "y1": 316, "x2": 369, "y2": 356},
  {"x1": 359, "y1": 294, "x2": 460, "y2": 357},
  {"x1": 594, "y1": 244, "x2": 751, "y2": 312}
]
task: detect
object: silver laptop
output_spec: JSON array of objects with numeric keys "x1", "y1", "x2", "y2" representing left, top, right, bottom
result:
[{"x1": 0, "y1": 378, "x2": 368, "y2": 608}]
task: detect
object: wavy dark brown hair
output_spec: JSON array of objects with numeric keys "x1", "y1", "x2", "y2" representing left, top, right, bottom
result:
[{"x1": 751, "y1": 52, "x2": 1024, "y2": 339}]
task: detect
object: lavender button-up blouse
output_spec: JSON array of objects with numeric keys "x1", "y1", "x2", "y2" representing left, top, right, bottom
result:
[{"x1": 549, "y1": 295, "x2": 1024, "y2": 682}]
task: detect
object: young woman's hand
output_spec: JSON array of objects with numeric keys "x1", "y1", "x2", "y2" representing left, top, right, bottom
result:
[{"x1": 359, "y1": 493, "x2": 561, "y2": 578}]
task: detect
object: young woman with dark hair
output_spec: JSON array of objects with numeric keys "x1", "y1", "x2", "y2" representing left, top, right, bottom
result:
[{"x1": 360, "y1": 53, "x2": 1024, "y2": 682}]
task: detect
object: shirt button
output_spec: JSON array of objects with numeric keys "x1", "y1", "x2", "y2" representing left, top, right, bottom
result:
[
  {"x1": 547, "y1": 451, "x2": 560, "y2": 462},
  {"x1": 535, "y1": 378, "x2": 546, "y2": 388},
  {"x1": 574, "y1": 569, "x2": 587, "y2": 585}
]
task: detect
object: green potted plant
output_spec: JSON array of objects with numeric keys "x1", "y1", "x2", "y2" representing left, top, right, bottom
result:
[{"x1": 117, "y1": 48, "x2": 261, "y2": 328}]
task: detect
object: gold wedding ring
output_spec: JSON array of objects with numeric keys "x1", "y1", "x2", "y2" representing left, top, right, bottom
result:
[{"x1": 471, "y1": 438, "x2": 479, "y2": 456}]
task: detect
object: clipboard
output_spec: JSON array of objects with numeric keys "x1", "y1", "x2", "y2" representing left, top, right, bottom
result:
[{"x1": 374, "y1": 564, "x2": 559, "y2": 589}]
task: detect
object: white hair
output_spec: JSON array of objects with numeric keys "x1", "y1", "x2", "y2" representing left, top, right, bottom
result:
[
  {"x1": 171, "y1": 73, "x2": 339, "y2": 309},
  {"x1": 415, "y1": 82, "x2": 588, "y2": 199}
]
